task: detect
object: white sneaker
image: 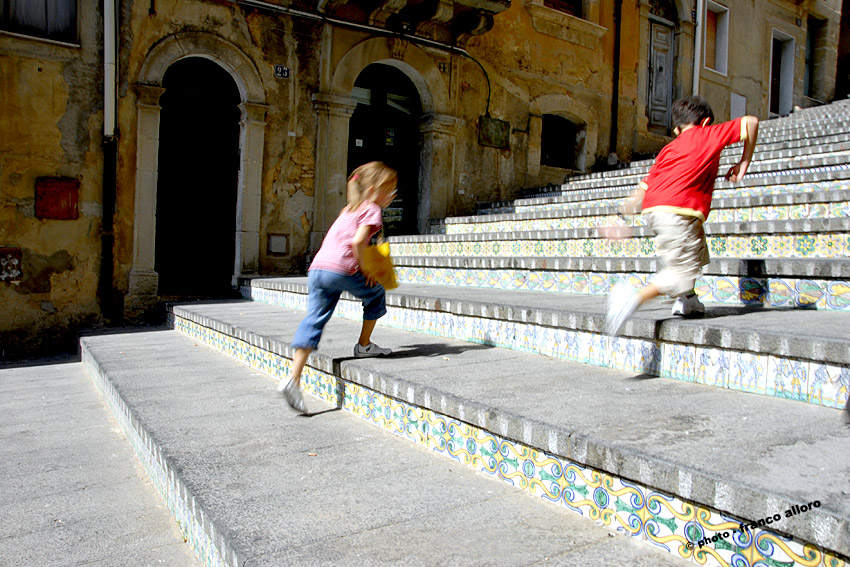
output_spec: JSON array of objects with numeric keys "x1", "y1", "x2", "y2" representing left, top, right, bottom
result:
[
  {"x1": 353, "y1": 342, "x2": 392, "y2": 357},
  {"x1": 279, "y1": 379, "x2": 307, "y2": 413},
  {"x1": 671, "y1": 294, "x2": 705, "y2": 317},
  {"x1": 606, "y1": 283, "x2": 639, "y2": 337}
]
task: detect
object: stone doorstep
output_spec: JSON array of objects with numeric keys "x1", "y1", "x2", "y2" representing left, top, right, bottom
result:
[
  {"x1": 444, "y1": 188, "x2": 850, "y2": 226},
  {"x1": 389, "y1": 216, "x2": 850, "y2": 243},
  {"x1": 390, "y1": 256, "x2": 850, "y2": 279},
  {"x1": 162, "y1": 301, "x2": 850, "y2": 562},
  {"x1": 240, "y1": 277, "x2": 850, "y2": 369}
]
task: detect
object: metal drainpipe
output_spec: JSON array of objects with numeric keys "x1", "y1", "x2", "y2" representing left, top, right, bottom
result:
[
  {"x1": 609, "y1": 0, "x2": 623, "y2": 163},
  {"x1": 693, "y1": 0, "x2": 703, "y2": 95},
  {"x1": 101, "y1": 0, "x2": 118, "y2": 322}
]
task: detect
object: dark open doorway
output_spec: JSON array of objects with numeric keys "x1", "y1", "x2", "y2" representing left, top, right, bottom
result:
[
  {"x1": 347, "y1": 63, "x2": 422, "y2": 236},
  {"x1": 155, "y1": 57, "x2": 241, "y2": 297}
]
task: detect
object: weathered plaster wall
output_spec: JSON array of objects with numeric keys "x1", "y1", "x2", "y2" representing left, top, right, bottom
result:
[
  {"x1": 113, "y1": 0, "x2": 323, "y2": 292},
  {"x1": 0, "y1": 2, "x2": 104, "y2": 357}
]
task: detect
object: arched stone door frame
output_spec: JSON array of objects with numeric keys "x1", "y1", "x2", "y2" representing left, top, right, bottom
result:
[
  {"x1": 312, "y1": 35, "x2": 456, "y2": 241},
  {"x1": 127, "y1": 32, "x2": 268, "y2": 315}
]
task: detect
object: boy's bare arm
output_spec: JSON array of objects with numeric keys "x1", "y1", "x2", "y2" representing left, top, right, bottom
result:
[{"x1": 726, "y1": 116, "x2": 759, "y2": 182}]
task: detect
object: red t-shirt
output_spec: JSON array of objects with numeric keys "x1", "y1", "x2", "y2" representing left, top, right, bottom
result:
[
  {"x1": 641, "y1": 117, "x2": 751, "y2": 220},
  {"x1": 310, "y1": 202, "x2": 383, "y2": 275}
]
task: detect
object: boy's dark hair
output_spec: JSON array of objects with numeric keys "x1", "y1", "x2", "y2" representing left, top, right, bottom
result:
[{"x1": 672, "y1": 96, "x2": 715, "y2": 129}]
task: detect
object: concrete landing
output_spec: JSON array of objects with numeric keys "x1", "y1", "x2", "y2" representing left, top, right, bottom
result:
[
  {"x1": 80, "y1": 329, "x2": 692, "y2": 567},
  {"x1": 0, "y1": 357, "x2": 199, "y2": 567}
]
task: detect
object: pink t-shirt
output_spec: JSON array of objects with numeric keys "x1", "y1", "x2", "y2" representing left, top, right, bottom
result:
[{"x1": 309, "y1": 202, "x2": 383, "y2": 275}]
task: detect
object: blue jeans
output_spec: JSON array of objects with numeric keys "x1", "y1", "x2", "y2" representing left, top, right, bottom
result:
[{"x1": 291, "y1": 269, "x2": 387, "y2": 350}]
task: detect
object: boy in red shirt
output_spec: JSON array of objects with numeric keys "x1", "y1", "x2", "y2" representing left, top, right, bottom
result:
[{"x1": 606, "y1": 96, "x2": 759, "y2": 336}]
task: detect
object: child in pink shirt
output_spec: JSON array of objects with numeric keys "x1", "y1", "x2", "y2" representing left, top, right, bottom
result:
[{"x1": 279, "y1": 161, "x2": 398, "y2": 413}]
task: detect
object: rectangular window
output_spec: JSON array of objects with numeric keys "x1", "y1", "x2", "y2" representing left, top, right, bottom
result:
[
  {"x1": 704, "y1": 2, "x2": 728, "y2": 75},
  {"x1": 1, "y1": 0, "x2": 77, "y2": 44},
  {"x1": 543, "y1": 0, "x2": 582, "y2": 19},
  {"x1": 541, "y1": 114, "x2": 577, "y2": 170}
]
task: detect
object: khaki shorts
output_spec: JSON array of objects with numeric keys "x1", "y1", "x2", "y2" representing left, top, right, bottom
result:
[{"x1": 644, "y1": 210, "x2": 709, "y2": 297}]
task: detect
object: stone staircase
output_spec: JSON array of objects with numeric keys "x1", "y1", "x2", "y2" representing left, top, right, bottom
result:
[{"x1": 78, "y1": 100, "x2": 849, "y2": 567}]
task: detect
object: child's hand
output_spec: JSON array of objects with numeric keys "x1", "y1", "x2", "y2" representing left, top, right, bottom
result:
[
  {"x1": 725, "y1": 160, "x2": 749, "y2": 182},
  {"x1": 362, "y1": 269, "x2": 378, "y2": 287}
]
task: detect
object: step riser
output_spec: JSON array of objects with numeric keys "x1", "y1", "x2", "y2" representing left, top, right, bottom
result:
[
  {"x1": 474, "y1": 173, "x2": 850, "y2": 215},
  {"x1": 169, "y1": 308, "x2": 848, "y2": 567},
  {"x1": 392, "y1": 267, "x2": 850, "y2": 311},
  {"x1": 390, "y1": 232, "x2": 850, "y2": 261},
  {"x1": 445, "y1": 200, "x2": 850, "y2": 234},
  {"x1": 543, "y1": 156, "x2": 850, "y2": 192},
  {"x1": 81, "y1": 344, "x2": 236, "y2": 567},
  {"x1": 240, "y1": 285, "x2": 849, "y2": 410}
]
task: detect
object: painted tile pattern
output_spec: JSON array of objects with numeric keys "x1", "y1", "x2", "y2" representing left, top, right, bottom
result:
[
  {"x1": 170, "y1": 313, "x2": 847, "y2": 567},
  {"x1": 391, "y1": 267, "x2": 850, "y2": 311},
  {"x1": 389, "y1": 232, "x2": 850, "y2": 260},
  {"x1": 242, "y1": 286, "x2": 849, "y2": 410},
  {"x1": 445, "y1": 198, "x2": 850, "y2": 235}
]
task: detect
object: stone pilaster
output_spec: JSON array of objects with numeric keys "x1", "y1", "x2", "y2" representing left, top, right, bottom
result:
[
  {"x1": 312, "y1": 93, "x2": 357, "y2": 245},
  {"x1": 419, "y1": 112, "x2": 461, "y2": 228},
  {"x1": 235, "y1": 102, "x2": 269, "y2": 279},
  {"x1": 126, "y1": 84, "x2": 166, "y2": 318}
]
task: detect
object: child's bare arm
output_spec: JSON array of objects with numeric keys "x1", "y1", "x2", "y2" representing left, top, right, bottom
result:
[{"x1": 726, "y1": 116, "x2": 759, "y2": 182}]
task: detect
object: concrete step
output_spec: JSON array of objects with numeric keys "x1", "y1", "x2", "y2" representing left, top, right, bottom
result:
[
  {"x1": 549, "y1": 152, "x2": 850, "y2": 194},
  {"x1": 443, "y1": 188, "x2": 850, "y2": 235},
  {"x1": 394, "y1": 218, "x2": 850, "y2": 263},
  {"x1": 241, "y1": 278, "x2": 850, "y2": 410},
  {"x1": 474, "y1": 166, "x2": 850, "y2": 216},
  {"x1": 163, "y1": 298, "x2": 850, "y2": 567},
  {"x1": 389, "y1": 256, "x2": 850, "y2": 311},
  {"x1": 597, "y1": 128, "x2": 850, "y2": 175},
  {"x1": 80, "y1": 328, "x2": 694, "y2": 567},
  {"x1": 0, "y1": 357, "x2": 200, "y2": 567}
]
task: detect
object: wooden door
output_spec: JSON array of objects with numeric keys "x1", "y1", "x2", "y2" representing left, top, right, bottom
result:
[{"x1": 648, "y1": 21, "x2": 675, "y2": 129}]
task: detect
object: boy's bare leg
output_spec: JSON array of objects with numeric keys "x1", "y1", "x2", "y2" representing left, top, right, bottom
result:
[
  {"x1": 358, "y1": 319, "x2": 377, "y2": 347},
  {"x1": 637, "y1": 284, "x2": 661, "y2": 306}
]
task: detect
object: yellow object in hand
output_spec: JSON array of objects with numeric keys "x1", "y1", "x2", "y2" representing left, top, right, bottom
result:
[{"x1": 362, "y1": 242, "x2": 399, "y2": 290}]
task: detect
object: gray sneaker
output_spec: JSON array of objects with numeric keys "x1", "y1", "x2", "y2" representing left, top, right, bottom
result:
[
  {"x1": 353, "y1": 342, "x2": 392, "y2": 358},
  {"x1": 279, "y1": 379, "x2": 307, "y2": 413}
]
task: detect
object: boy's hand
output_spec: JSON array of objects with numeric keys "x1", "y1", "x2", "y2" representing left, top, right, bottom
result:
[{"x1": 725, "y1": 160, "x2": 749, "y2": 182}]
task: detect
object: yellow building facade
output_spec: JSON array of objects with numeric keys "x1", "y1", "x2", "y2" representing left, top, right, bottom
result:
[{"x1": 0, "y1": 0, "x2": 843, "y2": 356}]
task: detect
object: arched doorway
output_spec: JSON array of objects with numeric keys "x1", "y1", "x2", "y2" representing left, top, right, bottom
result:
[
  {"x1": 155, "y1": 57, "x2": 241, "y2": 297},
  {"x1": 647, "y1": 0, "x2": 678, "y2": 131},
  {"x1": 347, "y1": 63, "x2": 423, "y2": 236}
]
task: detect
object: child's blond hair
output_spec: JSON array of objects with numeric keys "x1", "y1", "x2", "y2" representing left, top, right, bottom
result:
[{"x1": 346, "y1": 161, "x2": 397, "y2": 210}]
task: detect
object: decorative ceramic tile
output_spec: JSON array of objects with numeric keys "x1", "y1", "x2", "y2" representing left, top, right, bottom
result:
[
  {"x1": 729, "y1": 352, "x2": 768, "y2": 395},
  {"x1": 808, "y1": 362, "x2": 850, "y2": 409},
  {"x1": 662, "y1": 343, "x2": 697, "y2": 382},
  {"x1": 767, "y1": 356, "x2": 810, "y2": 402}
]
